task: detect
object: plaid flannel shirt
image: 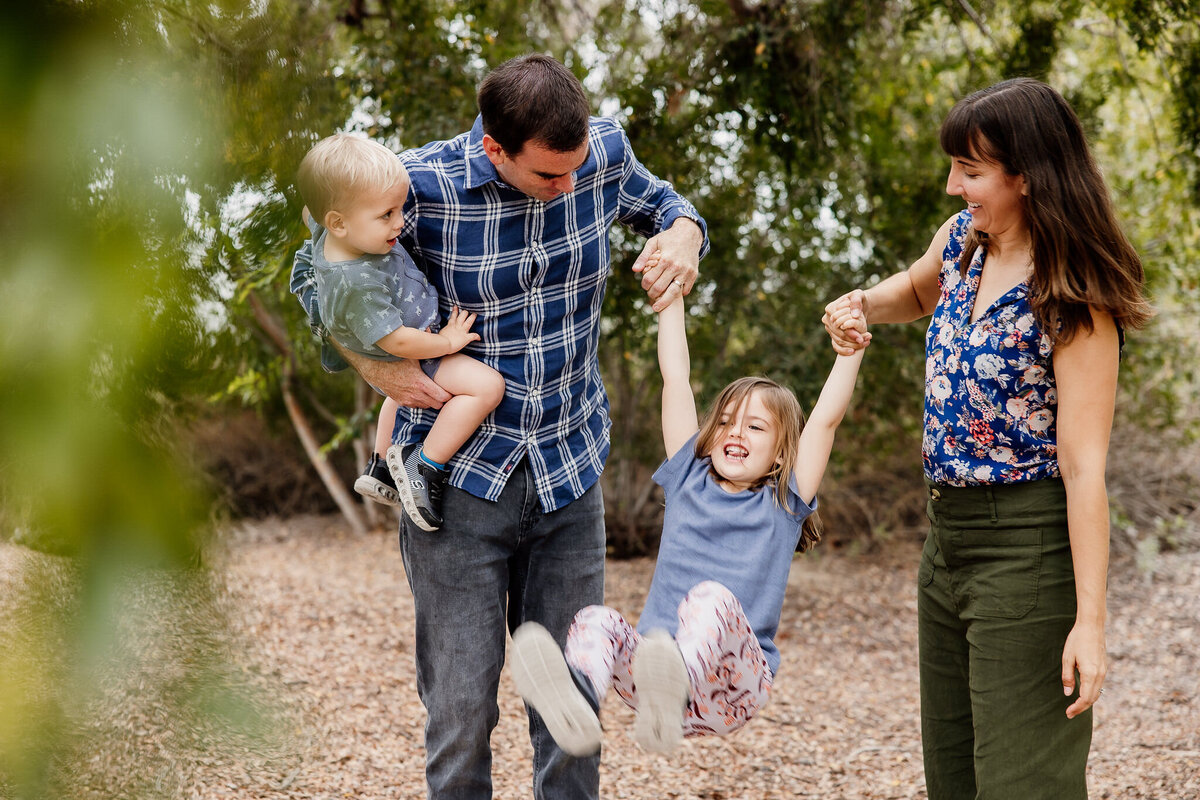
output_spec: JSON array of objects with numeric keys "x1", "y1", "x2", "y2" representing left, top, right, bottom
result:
[{"x1": 291, "y1": 116, "x2": 708, "y2": 511}]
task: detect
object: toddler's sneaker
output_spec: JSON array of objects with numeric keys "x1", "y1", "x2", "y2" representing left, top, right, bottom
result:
[
  {"x1": 510, "y1": 622, "x2": 602, "y2": 757},
  {"x1": 353, "y1": 452, "x2": 400, "y2": 507},
  {"x1": 387, "y1": 444, "x2": 445, "y2": 531},
  {"x1": 632, "y1": 630, "x2": 690, "y2": 754}
]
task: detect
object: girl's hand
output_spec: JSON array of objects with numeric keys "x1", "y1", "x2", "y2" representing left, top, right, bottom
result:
[
  {"x1": 1062, "y1": 620, "x2": 1107, "y2": 719},
  {"x1": 439, "y1": 306, "x2": 481, "y2": 353},
  {"x1": 633, "y1": 219, "x2": 702, "y2": 313},
  {"x1": 822, "y1": 290, "x2": 872, "y2": 354}
]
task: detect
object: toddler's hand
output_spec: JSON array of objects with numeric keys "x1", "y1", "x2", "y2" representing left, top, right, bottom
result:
[{"x1": 440, "y1": 306, "x2": 481, "y2": 353}]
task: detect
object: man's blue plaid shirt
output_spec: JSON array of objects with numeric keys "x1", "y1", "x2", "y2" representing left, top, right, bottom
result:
[{"x1": 291, "y1": 116, "x2": 708, "y2": 511}]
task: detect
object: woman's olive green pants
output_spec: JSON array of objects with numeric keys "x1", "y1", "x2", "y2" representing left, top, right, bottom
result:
[{"x1": 918, "y1": 477, "x2": 1092, "y2": 800}]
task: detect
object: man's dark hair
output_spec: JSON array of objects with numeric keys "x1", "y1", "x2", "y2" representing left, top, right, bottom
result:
[{"x1": 478, "y1": 54, "x2": 590, "y2": 155}]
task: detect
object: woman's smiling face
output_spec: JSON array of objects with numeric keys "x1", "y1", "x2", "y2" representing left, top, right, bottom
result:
[{"x1": 945, "y1": 146, "x2": 1028, "y2": 237}]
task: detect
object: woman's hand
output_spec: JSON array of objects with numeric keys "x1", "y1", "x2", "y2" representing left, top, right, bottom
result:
[
  {"x1": 1062, "y1": 620, "x2": 1107, "y2": 719},
  {"x1": 822, "y1": 289, "x2": 872, "y2": 355}
]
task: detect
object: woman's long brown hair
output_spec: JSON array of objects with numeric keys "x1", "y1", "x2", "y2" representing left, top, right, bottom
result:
[{"x1": 939, "y1": 78, "x2": 1153, "y2": 342}]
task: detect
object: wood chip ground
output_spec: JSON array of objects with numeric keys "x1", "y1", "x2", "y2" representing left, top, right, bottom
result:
[{"x1": 2, "y1": 514, "x2": 1197, "y2": 799}]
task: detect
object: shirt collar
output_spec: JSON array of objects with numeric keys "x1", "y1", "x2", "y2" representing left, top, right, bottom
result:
[{"x1": 464, "y1": 116, "x2": 502, "y2": 191}]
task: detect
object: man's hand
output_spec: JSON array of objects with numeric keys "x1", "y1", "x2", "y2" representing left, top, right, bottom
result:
[
  {"x1": 632, "y1": 218, "x2": 703, "y2": 312},
  {"x1": 337, "y1": 345, "x2": 452, "y2": 410}
]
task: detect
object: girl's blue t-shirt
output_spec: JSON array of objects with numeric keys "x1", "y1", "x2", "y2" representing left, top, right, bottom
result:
[
  {"x1": 638, "y1": 433, "x2": 815, "y2": 675},
  {"x1": 922, "y1": 211, "x2": 1060, "y2": 485}
]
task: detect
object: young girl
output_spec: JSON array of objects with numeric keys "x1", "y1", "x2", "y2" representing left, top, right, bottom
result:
[{"x1": 509, "y1": 294, "x2": 866, "y2": 757}]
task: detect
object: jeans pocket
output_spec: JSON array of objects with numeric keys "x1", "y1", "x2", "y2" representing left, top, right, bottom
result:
[{"x1": 954, "y1": 527, "x2": 1042, "y2": 619}]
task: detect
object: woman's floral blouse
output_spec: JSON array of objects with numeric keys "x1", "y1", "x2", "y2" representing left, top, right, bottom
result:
[{"x1": 923, "y1": 211, "x2": 1060, "y2": 486}]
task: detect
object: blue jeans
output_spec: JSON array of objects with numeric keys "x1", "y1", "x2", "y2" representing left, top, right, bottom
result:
[{"x1": 399, "y1": 459, "x2": 605, "y2": 800}]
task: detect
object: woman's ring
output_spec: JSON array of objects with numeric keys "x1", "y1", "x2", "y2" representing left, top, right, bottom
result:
[{"x1": 672, "y1": 279, "x2": 684, "y2": 289}]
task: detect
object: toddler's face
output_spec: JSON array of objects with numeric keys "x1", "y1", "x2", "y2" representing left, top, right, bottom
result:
[
  {"x1": 338, "y1": 180, "x2": 410, "y2": 257},
  {"x1": 706, "y1": 390, "x2": 781, "y2": 492}
]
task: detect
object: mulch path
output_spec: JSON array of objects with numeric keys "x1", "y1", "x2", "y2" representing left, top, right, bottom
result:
[{"x1": 2, "y1": 514, "x2": 1198, "y2": 799}]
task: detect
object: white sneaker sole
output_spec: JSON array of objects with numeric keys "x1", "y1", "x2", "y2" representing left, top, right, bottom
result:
[
  {"x1": 386, "y1": 445, "x2": 438, "y2": 532},
  {"x1": 510, "y1": 623, "x2": 602, "y2": 757},
  {"x1": 632, "y1": 630, "x2": 689, "y2": 754},
  {"x1": 353, "y1": 474, "x2": 401, "y2": 507}
]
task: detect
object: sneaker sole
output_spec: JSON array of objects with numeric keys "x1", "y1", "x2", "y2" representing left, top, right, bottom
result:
[
  {"x1": 353, "y1": 475, "x2": 401, "y2": 507},
  {"x1": 510, "y1": 623, "x2": 602, "y2": 757},
  {"x1": 632, "y1": 630, "x2": 689, "y2": 754},
  {"x1": 386, "y1": 446, "x2": 439, "y2": 532}
]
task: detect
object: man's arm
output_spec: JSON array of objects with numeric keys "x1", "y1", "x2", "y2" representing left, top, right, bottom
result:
[
  {"x1": 606, "y1": 121, "x2": 709, "y2": 312},
  {"x1": 332, "y1": 342, "x2": 451, "y2": 409},
  {"x1": 634, "y1": 218, "x2": 705, "y2": 312}
]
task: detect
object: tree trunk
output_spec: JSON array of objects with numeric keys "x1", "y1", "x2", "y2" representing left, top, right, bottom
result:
[
  {"x1": 248, "y1": 291, "x2": 368, "y2": 536},
  {"x1": 354, "y1": 377, "x2": 388, "y2": 529}
]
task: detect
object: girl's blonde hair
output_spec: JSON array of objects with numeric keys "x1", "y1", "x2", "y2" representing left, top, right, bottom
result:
[
  {"x1": 296, "y1": 133, "x2": 408, "y2": 224},
  {"x1": 694, "y1": 376, "x2": 822, "y2": 551}
]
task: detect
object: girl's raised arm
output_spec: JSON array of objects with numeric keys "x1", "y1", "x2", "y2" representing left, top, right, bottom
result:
[
  {"x1": 791, "y1": 348, "x2": 865, "y2": 505},
  {"x1": 658, "y1": 297, "x2": 700, "y2": 460}
]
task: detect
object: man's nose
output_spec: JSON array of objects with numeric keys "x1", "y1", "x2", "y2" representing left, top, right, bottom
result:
[{"x1": 553, "y1": 173, "x2": 575, "y2": 194}]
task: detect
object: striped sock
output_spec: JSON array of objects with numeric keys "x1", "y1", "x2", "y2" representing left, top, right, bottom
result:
[{"x1": 418, "y1": 447, "x2": 447, "y2": 471}]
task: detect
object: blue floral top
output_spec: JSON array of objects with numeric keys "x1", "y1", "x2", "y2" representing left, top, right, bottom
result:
[{"x1": 922, "y1": 212, "x2": 1060, "y2": 486}]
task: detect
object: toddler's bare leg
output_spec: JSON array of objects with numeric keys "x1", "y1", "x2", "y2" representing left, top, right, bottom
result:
[{"x1": 421, "y1": 354, "x2": 504, "y2": 464}]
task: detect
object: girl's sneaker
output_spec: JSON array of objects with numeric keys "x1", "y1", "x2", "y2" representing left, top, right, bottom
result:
[
  {"x1": 510, "y1": 622, "x2": 602, "y2": 757},
  {"x1": 353, "y1": 452, "x2": 401, "y2": 507},
  {"x1": 632, "y1": 630, "x2": 690, "y2": 754}
]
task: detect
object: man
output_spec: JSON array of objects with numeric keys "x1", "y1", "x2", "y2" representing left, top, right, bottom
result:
[{"x1": 291, "y1": 53, "x2": 707, "y2": 799}]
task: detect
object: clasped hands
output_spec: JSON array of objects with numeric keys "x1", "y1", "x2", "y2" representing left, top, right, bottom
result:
[{"x1": 822, "y1": 288, "x2": 873, "y2": 355}]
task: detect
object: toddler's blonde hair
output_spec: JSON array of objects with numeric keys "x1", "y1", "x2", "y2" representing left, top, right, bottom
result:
[{"x1": 297, "y1": 133, "x2": 408, "y2": 224}]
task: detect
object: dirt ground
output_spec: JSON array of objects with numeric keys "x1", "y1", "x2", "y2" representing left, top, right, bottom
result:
[{"x1": 3, "y1": 514, "x2": 1199, "y2": 799}]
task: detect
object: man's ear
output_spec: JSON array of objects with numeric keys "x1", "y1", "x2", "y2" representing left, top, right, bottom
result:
[
  {"x1": 481, "y1": 134, "x2": 506, "y2": 167},
  {"x1": 324, "y1": 209, "x2": 347, "y2": 237}
]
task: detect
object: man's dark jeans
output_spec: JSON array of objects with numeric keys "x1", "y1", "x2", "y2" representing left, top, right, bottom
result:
[{"x1": 399, "y1": 460, "x2": 606, "y2": 800}]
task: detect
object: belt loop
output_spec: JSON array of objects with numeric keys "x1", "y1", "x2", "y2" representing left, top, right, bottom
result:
[{"x1": 987, "y1": 486, "x2": 998, "y2": 523}]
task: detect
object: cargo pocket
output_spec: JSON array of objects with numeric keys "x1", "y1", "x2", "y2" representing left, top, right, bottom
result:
[
  {"x1": 955, "y1": 527, "x2": 1041, "y2": 619},
  {"x1": 918, "y1": 532, "x2": 936, "y2": 587}
]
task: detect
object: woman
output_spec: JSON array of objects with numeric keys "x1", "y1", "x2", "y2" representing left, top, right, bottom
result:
[{"x1": 823, "y1": 78, "x2": 1152, "y2": 799}]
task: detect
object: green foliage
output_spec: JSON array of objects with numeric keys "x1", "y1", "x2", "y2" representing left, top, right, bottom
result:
[
  {"x1": 11, "y1": 0, "x2": 1194, "y2": 550},
  {"x1": 183, "y1": 0, "x2": 1200, "y2": 548},
  {"x1": 3, "y1": 3, "x2": 1199, "y2": 792},
  {"x1": 1, "y1": 2, "x2": 293, "y2": 796}
]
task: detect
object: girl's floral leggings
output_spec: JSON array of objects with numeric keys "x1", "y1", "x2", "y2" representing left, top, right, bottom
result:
[{"x1": 564, "y1": 580, "x2": 773, "y2": 737}]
